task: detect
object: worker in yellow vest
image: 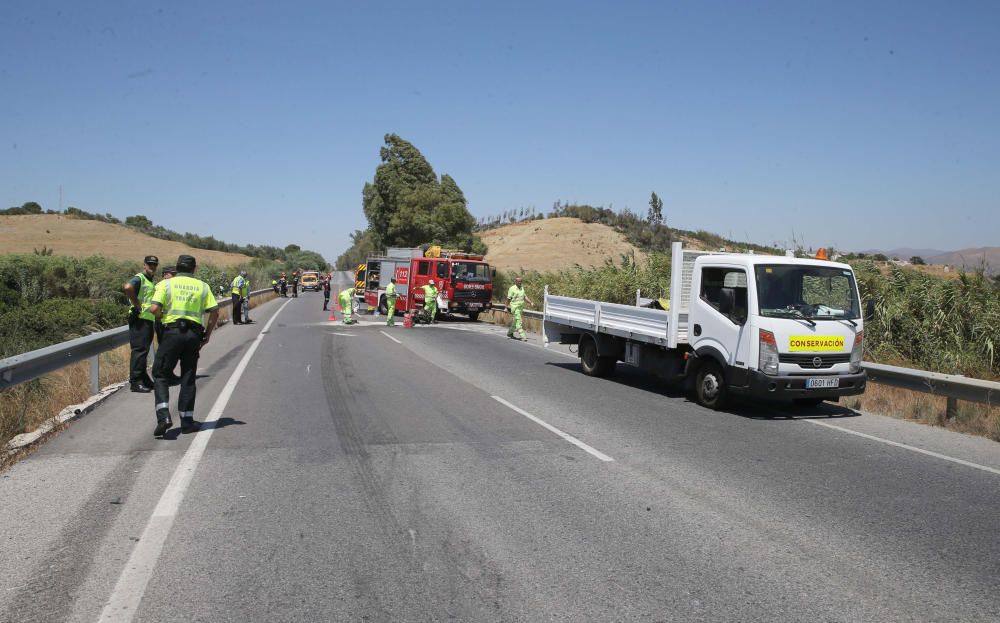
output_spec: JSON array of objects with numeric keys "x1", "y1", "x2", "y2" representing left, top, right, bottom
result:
[
  {"x1": 506, "y1": 276, "x2": 534, "y2": 340},
  {"x1": 422, "y1": 281, "x2": 438, "y2": 323},
  {"x1": 385, "y1": 278, "x2": 398, "y2": 326},
  {"x1": 231, "y1": 270, "x2": 249, "y2": 324},
  {"x1": 148, "y1": 254, "x2": 219, "y2": 437},
  {"x1": 338, "y1": 287, "x2": 357, "y2": 324},
  {"x1": 123, "y1": 254, "x2": 159, "y2": 392}
]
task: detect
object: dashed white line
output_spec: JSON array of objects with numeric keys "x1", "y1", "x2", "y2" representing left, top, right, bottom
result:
[
  {"x1": 99, "y1": 299, "x2": 292, "y2": 622},
  {"x1": 803, "y1": 418, "x2": 1000, "y2": 476},
  {"x1": 491, "y1": 395, "x2": 614, "y2": 462},
  {"x1": 380, "y1": 330, "x2": 402, "y2": 344}
]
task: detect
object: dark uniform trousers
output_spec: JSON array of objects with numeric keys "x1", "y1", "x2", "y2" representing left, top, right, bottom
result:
[
  {"x1": 129, "y1": 317, "x2": 155, "y2": 385},
  {"x1": 152, "y1": 324, "x2": 203, "y2": 419},
  {"x1": 231, "y1": 293, "x2": 243, "y2": 323}
]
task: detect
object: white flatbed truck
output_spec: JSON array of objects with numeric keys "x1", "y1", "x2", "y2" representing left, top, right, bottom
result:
[{"x1": 543, "y1": 242, "x2": 867, "y2": 409}]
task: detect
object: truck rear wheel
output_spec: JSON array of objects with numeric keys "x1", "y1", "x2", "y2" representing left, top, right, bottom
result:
[
  {"x1": 378, "y1": 295, "x2": 388, "y2": 316},
  {"x1": 579, "y1": 336, "x2": 615, "y2": 378},
  {"x1": 695, "y1": 361, "x2": 729, "y2": 410}
]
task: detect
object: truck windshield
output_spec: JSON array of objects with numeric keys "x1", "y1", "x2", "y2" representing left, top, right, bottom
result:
[
  {"x1": 451, "y1": 262, "x2": 491, "y2": 282},
  {"x1": 755, "y1": 265, "x2": 860, "y2": 320}
]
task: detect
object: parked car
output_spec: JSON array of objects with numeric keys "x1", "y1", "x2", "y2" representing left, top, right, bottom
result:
[{"x1": 300, "y1": 271, "x2": 321, "y2": 291}]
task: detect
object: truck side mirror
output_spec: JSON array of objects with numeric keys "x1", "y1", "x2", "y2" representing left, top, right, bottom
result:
[
  {"x1": 718, "y1": 288, "x2": 734, "y2": 314},
  {"x1": 864, "y1": 298, "x2": 875, "y2": 322}
]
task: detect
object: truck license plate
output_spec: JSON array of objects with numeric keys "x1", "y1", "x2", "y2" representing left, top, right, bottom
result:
[
  {"x1": 467, "y1": 303, "x2": 482, "y2": 309},
  {"x1": 806, "y1": 377, "x2": 840, "y2": 389}
]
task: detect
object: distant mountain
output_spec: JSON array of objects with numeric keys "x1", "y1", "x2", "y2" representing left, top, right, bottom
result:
[
  {"x1": 861, "y1": 248, "x2": 947, "y2": 260},
  {"x1": 926, "y1": 248, "x2": 1000, "y2": 275}
]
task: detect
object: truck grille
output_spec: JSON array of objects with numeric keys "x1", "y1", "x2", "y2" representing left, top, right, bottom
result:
[
  {"x1": 452, "y1": 290, "x2": 490, "y2": 300},
  {"x1": 779, "y1": 354, "x2": 850, "y2": 369}
]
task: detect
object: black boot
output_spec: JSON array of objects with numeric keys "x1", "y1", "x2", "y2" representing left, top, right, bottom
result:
[
  {"x1": 154, "y1": 411, "x2": 173, "y2": 437},
  {"x1": 180, "y1": 416, "x2": 201, "y2": 433}
]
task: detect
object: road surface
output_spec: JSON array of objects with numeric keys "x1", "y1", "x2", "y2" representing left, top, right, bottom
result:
[{"x1": 2, "y1": 293, "x2": 999, "y2": 622}]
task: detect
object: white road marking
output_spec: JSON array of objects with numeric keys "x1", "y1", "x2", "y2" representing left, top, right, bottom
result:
[
  {"x1": 329, "y1": 332, "x2": 356, "y2": 337},
  {"x1": 99, "y1": 299, "x2": 292, "y2": 622},
  {"x1": 803, "y1": 418, "x2": 1000, "y2": 476},
  {"x1": 380, "y1": 330, "x2": 402, "y2": 344},
  {"x1": 491, "y1": 395, "x2": 614, "y2": 462}
]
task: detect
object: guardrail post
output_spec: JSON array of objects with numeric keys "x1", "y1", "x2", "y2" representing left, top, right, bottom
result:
[
  {"x1": 946, "y1": 397, "x2": 958, "y2": 419},
  {"x1": 90, "y1": 355, "x2": 100, "y2": 395}
]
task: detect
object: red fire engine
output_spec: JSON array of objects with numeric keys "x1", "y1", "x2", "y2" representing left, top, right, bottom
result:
[{"x1": 359, "y1": 246, "x2": 493, "y2": 320}]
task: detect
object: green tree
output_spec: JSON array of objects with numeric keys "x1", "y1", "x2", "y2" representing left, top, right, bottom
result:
[
  {"x1": 647, "y1": 192, "x2": 663, "y2": 225},
  {"x1": 911, "y1": 256, "x2": 926, "y2": 265},
  {"x1": 358, "y1": 133, "x2": 485, "y2": 254},
  {"x1": 124, "y1": 215, "x2": 153, "y2": 231}
]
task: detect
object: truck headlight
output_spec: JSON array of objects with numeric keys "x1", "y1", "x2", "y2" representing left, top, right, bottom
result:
[
  {"x1": 759, "y1": 329, "x2": 779, "y2": 376},
  {"x1": 850, "y1": 331, "x2": 864, "y2": 373}
]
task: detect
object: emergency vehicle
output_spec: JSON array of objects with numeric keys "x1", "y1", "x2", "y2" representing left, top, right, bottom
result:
[{"x1": 358, "y1": 246, "x2": 493, "y2": 320}]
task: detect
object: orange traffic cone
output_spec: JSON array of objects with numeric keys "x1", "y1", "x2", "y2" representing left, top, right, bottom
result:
[{"x1": 328, "y1": 310, "x2": 337, "y2": 321}]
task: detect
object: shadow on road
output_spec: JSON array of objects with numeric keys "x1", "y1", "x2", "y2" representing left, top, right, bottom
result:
[
  {"x1": 544, "y1": 361, "x2": 861, "y2": 422},
  {"x1": 159, "y1": 417, "x2": 245, "y2": 440}
]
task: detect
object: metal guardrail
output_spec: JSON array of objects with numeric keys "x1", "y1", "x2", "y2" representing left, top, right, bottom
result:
[
  {"x1": 0, "y1": 288, "x2": 274, "y2": 393},
  {"x1": 491, "y1": 304, "x2": 999, "y2": 413}
]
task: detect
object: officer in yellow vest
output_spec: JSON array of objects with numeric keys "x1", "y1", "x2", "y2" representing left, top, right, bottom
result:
[
  {"x1": 123, "y1": 254, "x2": 159, "y2": 392},
  {"x1": 148, "y1": 254, "x2": 219, "y2": 437},
  {"x1": 422, "y1": 281, "x2": 439, "y2": 323},
  {"x1": 231, "y1": 270, "x2": 249, "y2": 324},
  {"x1": 338, "y1": 287, "x2": 357, "y2": 324},
  {"x1": 506, "y1": 276, "x2": 534, "y2": 340},
  {"x1": 385, "y1": 278, "x2": 398, "y2": 326}
]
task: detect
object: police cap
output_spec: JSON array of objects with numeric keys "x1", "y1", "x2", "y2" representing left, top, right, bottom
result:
[
  {"x1": 161, "y1": 265, "x2": 176, "y2": 275},
  {"x1": 144, "y1": 255, "x2": 159, "y2": 265},
  {"x1": 176, "y1": 254, "x2": 196, "y2": 271}
]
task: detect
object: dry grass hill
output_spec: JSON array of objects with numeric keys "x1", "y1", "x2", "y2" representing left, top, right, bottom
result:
[
  {"x1": 480, "y1": 217, "x2": 647, "y2": 273},
  {"x1": 0, "y1": 214, "x2": 252, "y2": 267}
]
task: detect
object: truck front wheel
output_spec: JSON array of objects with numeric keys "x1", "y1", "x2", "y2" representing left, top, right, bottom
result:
[
  {"x1": 467, "y1": 311, "x2": 480, "y2": 322},
  {"x1": 378, "y1": 295, "x2": 388, "y2": 315},
  {"x1": 695, "y1": 361, "x2": 729, "y2": 410},
  {"x1": 579, "y1": 336, "x2": 615, "y2": 378}
]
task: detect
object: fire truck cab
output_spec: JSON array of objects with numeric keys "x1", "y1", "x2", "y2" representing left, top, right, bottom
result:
[{"x1": 361, "y1": 246, "x2": 493, "y2": 320}]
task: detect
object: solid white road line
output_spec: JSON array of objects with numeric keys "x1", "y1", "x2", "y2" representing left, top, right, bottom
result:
[
  {"x1": 380, "y1": 330, "x2": 402, "y2": 344},
  {"x1": 491, "y1": 395, "x2": 614, "y2": 462},
  {"x1": 99, "y1": 299, "x2": 292, "y2": 622},
  {"x1": 803, "y1": 418, "x2": 1000, "y2": 477}
]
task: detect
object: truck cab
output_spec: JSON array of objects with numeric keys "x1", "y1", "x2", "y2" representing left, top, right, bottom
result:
[{"x1": 686, "y1": 253, "x2": 866, "y2": 407}]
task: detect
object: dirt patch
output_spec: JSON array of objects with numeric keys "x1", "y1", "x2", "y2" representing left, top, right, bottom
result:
[
  {"x1": 480, "y1": 217, "x2": 646, "y2": 273},
  {"x1": 0, "y1": 214, "x2": 252, "y2": 267}
]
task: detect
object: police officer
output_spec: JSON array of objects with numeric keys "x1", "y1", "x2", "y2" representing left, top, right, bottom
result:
[
  {"x1": 506, "y1": 276, "x2": 534, "y2": 340},
  {"x1": 231, "y1": 270, "x2": 249, "y2": 324},
  {"x1": 422, "y1": 280, "x2": 439, "y2": 323},
  {"x1": 148, "y1": 254, "x2": 219, "y2": 437},
  {"x1": 123, "y1": 255, "x2": 159, "y2": 392},
  {"x1": 385, "y1": 277, "x2": 398, "y2": 326},
  {"x1": 322, "y1": 277, "x2": 331, "y2": 310},
  {"x1": 338, "y1": 287, "x2": 356, "y2": 324},
  {"x1": 291, "y1": 271, "x2": 299, "y2": 298},
  {"x1": 279, "y1": 272, "x2": 288, "y2": 297}
]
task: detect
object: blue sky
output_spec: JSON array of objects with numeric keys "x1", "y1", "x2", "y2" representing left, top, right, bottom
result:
[{"x1": 2, "y1": 1, "x2": 998, "y2": 263}]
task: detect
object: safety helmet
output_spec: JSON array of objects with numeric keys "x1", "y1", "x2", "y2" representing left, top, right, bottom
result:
[{"x1": 240, "y1": 270, "x2": 247, "y2": 277}]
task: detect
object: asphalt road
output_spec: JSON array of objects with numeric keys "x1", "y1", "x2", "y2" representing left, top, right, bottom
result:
[{"x1": 2, "y1": 293, "x2": 999, "y2": 622}]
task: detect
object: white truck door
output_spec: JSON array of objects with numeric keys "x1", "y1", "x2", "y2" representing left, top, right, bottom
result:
[{"x1": 690, "y1": 265, "x2": 752, "y2": 370}]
